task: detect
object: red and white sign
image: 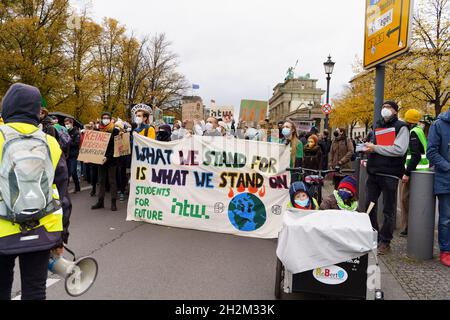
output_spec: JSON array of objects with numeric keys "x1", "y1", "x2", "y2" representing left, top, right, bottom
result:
[{"x1": 322, "y1": 104, "x2": 332, "y2": 115}]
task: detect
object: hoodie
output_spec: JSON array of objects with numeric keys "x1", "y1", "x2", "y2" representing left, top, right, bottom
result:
[
  {"x1": 1, "y1": 83, "x2": 41, "y2": 126},
  {"x1": 427, "y1": 111, "x2": 450, "y2": 195},
  {"x1": 1, "y1": 83, "x2": 72, "y2": 244}
]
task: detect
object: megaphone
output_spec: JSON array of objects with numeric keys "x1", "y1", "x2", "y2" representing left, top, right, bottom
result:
[{"x1": 48, "y1": 246, "x2": 98, "y2": 297}]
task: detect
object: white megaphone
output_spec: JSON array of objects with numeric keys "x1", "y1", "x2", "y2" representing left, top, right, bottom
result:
[{"x1": 48, "y1": 247, "x2": 98, "y2": 297}]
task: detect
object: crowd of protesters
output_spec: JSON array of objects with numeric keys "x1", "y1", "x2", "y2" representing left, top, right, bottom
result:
[{"x1": 31, "y1": 101, "x2": 450, "y2": 268}]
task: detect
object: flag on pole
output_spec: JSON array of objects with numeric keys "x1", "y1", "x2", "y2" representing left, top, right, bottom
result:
[{"x1": 192, "y1": 84, "x2": 200, "y2": 90}]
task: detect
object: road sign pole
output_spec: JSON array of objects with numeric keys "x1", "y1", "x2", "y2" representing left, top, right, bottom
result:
[{"x1": 373, "y1": 64, "x2": 385, "y2": 129}]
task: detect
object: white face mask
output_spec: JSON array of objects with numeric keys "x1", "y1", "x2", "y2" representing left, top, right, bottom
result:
[
  {"x1": 65, "y1": 125, "x2": 72, "y2": 130},
  {"x1": 135, "y1": 117, "x2": 143, "y2": 125},
  {"x1": 381, "y1": 108, "x2": 393, "y2": 119},
  {"x1": 102, "y1": 119, "x2": 111, "y2": 126},
  {"x1": 205, "y1": 123, "x2": 213, "y2": 132}
]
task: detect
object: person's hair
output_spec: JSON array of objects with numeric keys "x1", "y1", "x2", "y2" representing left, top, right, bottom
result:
[
  {"x1": 136, "y1": 110, "x2": 150, "y2": 123},
  {"x1": 285, "y1": 120, "x2": 300, "y2": 165},
  {"x1": 64, "y1": 118, "x2": 74, "y2": 124},
  {"x1": 338, "y1": 127, "x2": 347, "y2": 136},
  {"x1": 323, "y1": 129, "x2": 329, "y2": 137}
]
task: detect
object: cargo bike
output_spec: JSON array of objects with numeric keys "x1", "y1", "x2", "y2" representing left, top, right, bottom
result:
[{"x1": 274, "y1": 167, "x2": 384, "y2": 300}]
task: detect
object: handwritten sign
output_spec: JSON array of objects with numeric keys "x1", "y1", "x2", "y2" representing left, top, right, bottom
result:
[
  {"x1": 210, "y1": 106, "x2": 234, "y2": 119},
  {"x1": 127, "y1": 134, "x2": 291, "y2": 239},
  {"x1": 78, "y1": 130, "x2": 111, "y2": 164},
  {"x1": 182, "y1": 102, "x2": 204, "y2": 130},
  {"x1": 114, "y1": 132, "x2": 131, "y2": 157}
]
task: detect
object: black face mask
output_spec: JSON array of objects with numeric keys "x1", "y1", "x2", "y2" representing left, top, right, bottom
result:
[{"x1": 157, "y1": 131, "x2": 171, "y2": 142}]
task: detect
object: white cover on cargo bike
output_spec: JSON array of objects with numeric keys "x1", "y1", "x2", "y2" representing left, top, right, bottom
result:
[{"x1": 276, "y1": 208, "x2": 377, "y2": 274}]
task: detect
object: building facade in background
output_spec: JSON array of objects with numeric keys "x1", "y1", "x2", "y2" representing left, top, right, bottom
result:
[{"x1": 269, "y1": 75, "x2": 325, "y2": 132}]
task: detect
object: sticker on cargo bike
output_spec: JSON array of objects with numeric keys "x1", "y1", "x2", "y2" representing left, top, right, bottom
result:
[
  {"x1": 127, "y1": 133, "x2": 291, "y2": 239},
  {"x1": 313, "y1": 265, "x2": 349, "y2": 285}
]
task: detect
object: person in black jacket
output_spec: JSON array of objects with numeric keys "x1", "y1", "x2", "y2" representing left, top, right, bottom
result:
[
  {"x1": 91, "y1": 112, "x2": 120, "y2": 212},
  {"x1": 0, "y1": 83, "x2": 71, "y2": 300},
  {"x1": 64, "y1": 118, "x2": 81, "y2": 193},
  {"x1": 318, "y1": 129, "x2": 331, "y2": 170}
]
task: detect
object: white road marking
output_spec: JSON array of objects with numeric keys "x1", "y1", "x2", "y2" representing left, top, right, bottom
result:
[{"x1": 12, "y1": 278, "x2": 60, "y2": 300}]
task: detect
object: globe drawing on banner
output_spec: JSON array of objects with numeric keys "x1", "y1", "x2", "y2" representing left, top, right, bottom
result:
[{"x1": 228, "y1": 193, "x2": 267, "y2": 232}]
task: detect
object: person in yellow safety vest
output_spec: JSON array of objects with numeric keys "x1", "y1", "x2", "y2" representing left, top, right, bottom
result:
[
  {"x1": 400, "y1": 109, "x2": 430, "y2": 237},
  {"x1": 134, "y1": 109, "x2": 156, "y2": 139},
  {"x1": 0, "y1": 83, "x2": 71, "y2": 300}
]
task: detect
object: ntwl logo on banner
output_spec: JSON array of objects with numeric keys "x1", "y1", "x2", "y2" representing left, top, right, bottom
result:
[{"x1": 126, "y1": 134, "x2": 291, "y2": 239}]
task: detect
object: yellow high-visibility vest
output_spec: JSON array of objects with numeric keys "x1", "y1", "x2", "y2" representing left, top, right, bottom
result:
[{"x1": 0, "y1": 123, "x2": 63, "y2": 240}]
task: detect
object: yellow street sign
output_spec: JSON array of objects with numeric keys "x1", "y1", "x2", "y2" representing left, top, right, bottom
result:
[{"x1": 364, "y1": 0, "x2": 414, "y2": 69}]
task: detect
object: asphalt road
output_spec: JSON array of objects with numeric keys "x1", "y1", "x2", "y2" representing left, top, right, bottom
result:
[{"x1": 10, "y1": 187, "x2": 410, "y2": 300}]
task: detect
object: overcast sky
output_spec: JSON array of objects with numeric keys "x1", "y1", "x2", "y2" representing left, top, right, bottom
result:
[{"x1": 78, "y1": 0, "x2": 367, "y2": 110}]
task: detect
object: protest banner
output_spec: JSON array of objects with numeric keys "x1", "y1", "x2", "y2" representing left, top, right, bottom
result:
[
  {"x1": 77, "y1": 130, "x2": 111, "y2": 164},
  {"x1": 114, "y1": 132, "x2": 131, "y2": 157},
  {"x1": 127, "y1": 134, "x2": 291, "y2": 239},
  {"x1": 239, "y1": 100, "x2": 268, "y2": 122},
  {"x1": 210, "y1": 106, "x2": 234, "y2": 119},
  {"x1": 182, "y1": 102, "x2": 204, "y2": 129}
]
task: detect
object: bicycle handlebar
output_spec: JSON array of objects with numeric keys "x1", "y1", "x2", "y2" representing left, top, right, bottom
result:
[{"x1": 286, "y1": 167, "x2": 356, "y2": 175}]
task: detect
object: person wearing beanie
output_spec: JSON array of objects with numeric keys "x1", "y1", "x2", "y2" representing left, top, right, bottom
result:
[
  {"x1": 364, "y1": 101, "x2": 410, "y2": 255},
  {"x1": 320, "y1": 176, "x2": 358, "y2": 211},
  {"x1": 288, "y1": 181, "x2": 319, "y2": 210},
  {"x1": 303, "y1": 134, "x2": 323, "y2": 170},
  {"x1": 399, "y1": 109, "x2": 430, "y2": 237}
]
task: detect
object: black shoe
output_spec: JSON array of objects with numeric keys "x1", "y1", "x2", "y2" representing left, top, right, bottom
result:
[
  {"x1": 111, "y1": 199, "x2": 117, "y2": 212},
  {"x1": 91, "y1": 199, "x2": 104, "y2": 210},
  {"x1": 400, "y1": 229, "x2": 408, "y2": 237}
]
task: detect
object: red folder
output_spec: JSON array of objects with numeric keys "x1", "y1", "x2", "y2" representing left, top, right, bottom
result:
[{"x1": 375, "y1": 128, "x2": 396, "y2": 146}]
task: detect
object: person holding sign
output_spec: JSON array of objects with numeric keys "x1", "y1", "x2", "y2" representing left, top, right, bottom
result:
[
  {"x1": 364, "y1": 101, "x2": 410, "y2": 255},
  {"x1": 91, "y1": 112, "x2": 120, "y2": 212}
]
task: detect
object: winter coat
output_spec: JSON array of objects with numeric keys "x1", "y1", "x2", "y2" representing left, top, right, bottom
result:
[
  {"x1": 68, "y1": 127, "x2": 80, "y2": 159},
  {"x1": 427, "y1": 111, "x2": 450, "y2": 195},
  {"x1": 303, "y1": 145, "x2": 322, "y2": 170},
  {"x1": 329, "y1": 135, "x2": 354, "y2": 169}
]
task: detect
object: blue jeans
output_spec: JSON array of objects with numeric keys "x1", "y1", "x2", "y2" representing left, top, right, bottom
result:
[
  {"x1": 438, "y1": 194, "x2": 450, "y2": 253},
  {"x1": 67, "y1": 158, "x2": 80, "y2": 191}
]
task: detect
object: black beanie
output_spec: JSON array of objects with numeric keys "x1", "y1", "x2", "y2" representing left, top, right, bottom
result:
[{"x1": 383, "y1": 101, "x2": 399, "y2": 112}]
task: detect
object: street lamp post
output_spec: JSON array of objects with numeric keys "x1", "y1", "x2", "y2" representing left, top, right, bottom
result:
[{"x1": 323, "y1": 55, "x2": 335, "y2": 131}]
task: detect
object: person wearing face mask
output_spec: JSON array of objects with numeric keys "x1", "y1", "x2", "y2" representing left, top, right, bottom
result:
[
  {"x1": 157, "y1": 124, "x2": 172, "y2": 142},
  {"x1": 363, "y1": 101, "x2": 410, "y2": 255},
  {"x1": 320, "y1": 176, "x2": 358, "y2": 211},
  {"x1": 399, "y1": 109, "x2": 430, "y2": 237},
  {"x1": 64, "y1": 118, "x2": 81, "y2": 193},
  {"x1": 203, "y1": 117, "x2": 222, "y2": 137},
  {"x1": 287, "y1": 181, "x2": 319, "y2": 210},
  {"x1": 303, "y1": 134, "x2": 322, "y2": 170},
  {"x1": 91, "y1": 112, "x2": 120, "y2": 212},
  {"x1": 318, "y1": 130, "x2": 332, "y2": 170},
  {"x1": 281, "y1": 120, "x2": 303, "y2": 182},
  {"x1": 134, "y1": 109, "x2": 155, "y2": 140}
]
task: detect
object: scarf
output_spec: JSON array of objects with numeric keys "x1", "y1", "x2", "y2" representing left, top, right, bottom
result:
[
  {"x1": 333, "y1": 191, "x2": 358, "y2": 211},
  {"x1": 100, "y1": 121, "x2": 115, "y2": 133}
]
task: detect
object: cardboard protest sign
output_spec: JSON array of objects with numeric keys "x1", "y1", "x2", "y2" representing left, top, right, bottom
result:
[
  {"x1": 127, "y1": 134, "x2": 291, "y2": 239},
  {"x1": 77, "y1": 130, "x2": 111, "y2": 164},
  {"x1": 239, "y1": 100, "x2": 268, "y2": 122},
  {"x1": 210, "y1": 106, "x2": 234, "y2": 119},
  {"x1": 182, "y1": 102, "x2": 204, "y2": 130},
  {"x1": 114, "y1": 132, "x2": 131, "y2": 157}
]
